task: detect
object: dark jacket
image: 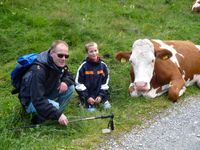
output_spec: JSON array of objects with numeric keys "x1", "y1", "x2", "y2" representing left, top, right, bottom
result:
[
  {"x1": 75, "y1": 57, "x2": 109, "y2": 103},
  {"x1": 19, "y1": 50, "x2": 74, "y2": 120}
]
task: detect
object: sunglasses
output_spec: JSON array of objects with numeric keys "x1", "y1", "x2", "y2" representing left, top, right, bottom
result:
[{"x1": 57, "y1": 53, "x2": 69, "y2": 59}]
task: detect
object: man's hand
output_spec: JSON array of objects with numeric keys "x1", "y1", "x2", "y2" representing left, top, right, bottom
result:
[
  {"x1": 95, "y1": 96, "x2": 102, "y2": 104},
  {"x1": 58, "y1": 82, "x2": 68, "y2": 93},
  {"x1": 87, "y1": 97, "x2": 95, "y2": 105},
  {"x1": 58, "y1": 114, "x2": 69, "y2": 126}
]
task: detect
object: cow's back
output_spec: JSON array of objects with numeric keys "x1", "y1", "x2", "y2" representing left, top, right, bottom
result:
[{"x1": 153, "y1": 40, "x2": 200, "y2": 80}]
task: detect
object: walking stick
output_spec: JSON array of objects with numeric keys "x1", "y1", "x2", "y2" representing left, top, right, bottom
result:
[{"x1": 9, "y1": 113, "x2": 115, "y2": 132}]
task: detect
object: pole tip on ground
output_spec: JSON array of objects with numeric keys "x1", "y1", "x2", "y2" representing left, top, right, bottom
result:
[{"x1": 102, "y1": 128, "x2": 111, "y2": 134}]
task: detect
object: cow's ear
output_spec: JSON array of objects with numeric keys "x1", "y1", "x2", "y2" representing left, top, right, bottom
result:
[
  {"x1": 115, "y1": 52, "x2": 131, "y2": 62},
  {"x1": 155, "y1": 50, "x2": 172, "y2": 60}
]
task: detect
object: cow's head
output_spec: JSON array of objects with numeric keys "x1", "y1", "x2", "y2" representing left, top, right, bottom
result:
[
  {"x1": 192, "y1": 0, "x2": 200, "y2": 12},
  {"x1": 129, "y1": 39, "x2": 172, "y2": 92}
]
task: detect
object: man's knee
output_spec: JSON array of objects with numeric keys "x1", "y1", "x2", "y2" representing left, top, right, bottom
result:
[
  {"x1": 59, "y1": 85, "x2": 75, "y2": 99},
  {"x1": 68, "y1": 85, "x2": 75, "y2": 94}
]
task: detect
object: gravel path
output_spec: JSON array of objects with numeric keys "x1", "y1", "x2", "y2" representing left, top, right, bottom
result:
[{"x1": 98, "y1": 94, "x2": 200, "y2": 150}]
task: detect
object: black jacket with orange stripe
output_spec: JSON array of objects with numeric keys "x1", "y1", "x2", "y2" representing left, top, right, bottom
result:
[{"x1": 75, "y1": 57, "x2": 109, "y2": 105}]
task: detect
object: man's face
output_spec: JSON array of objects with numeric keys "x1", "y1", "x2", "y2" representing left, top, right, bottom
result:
[
  {"x1": 50, "y1": 43, "x2": 69, "y2": 67},
  {"x1": 87, "y1": 45, "x2": 99, "y2": 61}
]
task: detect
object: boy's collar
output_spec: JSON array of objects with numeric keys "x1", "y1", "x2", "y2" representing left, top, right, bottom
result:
[{"x1": 87, "y1": 56, "x2": 100, "y2": 63}]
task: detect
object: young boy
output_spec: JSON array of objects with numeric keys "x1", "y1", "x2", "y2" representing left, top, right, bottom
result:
[{"x1": 75, "y1": 42, "x2": 111, "y2": 112}]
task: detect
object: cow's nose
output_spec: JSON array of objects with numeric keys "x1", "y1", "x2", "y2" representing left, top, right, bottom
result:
[{"x1": 135, "y1": 81, "x2": 148, "y2": 91}]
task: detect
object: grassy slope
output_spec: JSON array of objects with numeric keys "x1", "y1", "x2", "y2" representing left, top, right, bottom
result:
[{"x1": 0, "y1": 0, "x2": 200, "y2": 149}]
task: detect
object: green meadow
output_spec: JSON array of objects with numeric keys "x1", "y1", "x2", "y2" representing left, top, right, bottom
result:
[{"x1": 0, "y1": 0, "x2": 200, "y2": 149}]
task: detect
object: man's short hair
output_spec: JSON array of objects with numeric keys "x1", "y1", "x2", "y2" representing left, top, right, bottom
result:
[
  {"x1": 50, "y1": 40, "x2": 68, "y2": 52},
  {"x1": 85, "y1": 42, "x2": 98, "y2": 52}
]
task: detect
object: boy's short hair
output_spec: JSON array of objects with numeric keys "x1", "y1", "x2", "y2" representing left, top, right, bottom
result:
[{"x1": 85, "y1": 42, "x2": 98, "y2": 52}]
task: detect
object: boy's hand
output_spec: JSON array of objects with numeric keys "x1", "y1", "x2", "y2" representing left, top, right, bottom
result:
[
  {"x1": 87, "y1": 97, "x2": 95, "y2": 105},
  {"x1": 95, "y1": 96, "x2": 102, "y2": 104}
]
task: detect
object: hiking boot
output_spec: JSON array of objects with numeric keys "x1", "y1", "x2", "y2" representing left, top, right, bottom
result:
[
  {"x1": 103, "y1": 101, "x2": 111, "y2": 109},
  {"x1": 87, "y1": 105, "x2": 96, "y2": 112}
]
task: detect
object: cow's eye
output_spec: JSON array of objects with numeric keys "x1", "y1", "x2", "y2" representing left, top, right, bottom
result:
[{"x1": 151, "y1": 59, "x2": 155, "y2": 63}]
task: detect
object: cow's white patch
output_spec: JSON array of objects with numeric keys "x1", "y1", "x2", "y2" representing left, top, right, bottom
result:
[
  {"x1": 195, "y1": 75, "x2": 200, "y2": 87},
  {"x1": 185, "y1": 78, "x2": 194, "y2": 87},
  {"x1": 152, "y1": 40, "x2": 184, "y2": 68},
  {"x1": 195, "y1": 45, "x2": 200, "y2": 51},
  {"x1": 179, "y1": 86, "x2": 186, "y2": 96},
  {"x1": 130, "y1": 39, "x2": 155, "y2": 91},
  {"x1": 186, "y1": 74, "x2": 200, "y2": 88},
  {"x1": 182, "y1": 70, "x2": 186, "y2": 79},
  {"x1": 184, "y1": 75, "x2": 200, "y2": 87},
  {"x1": 130, "y1": 84, "x2": 170, "y2": 99},
  {"x1": 142, "y1": 88, "x2": 158, "y2": 98},
  {"x1": 143, "y1": 84, "x2": 169, "y2": 98},
  {"x1": 161, "y1": 84, "x2": 170, "y2": 91}
]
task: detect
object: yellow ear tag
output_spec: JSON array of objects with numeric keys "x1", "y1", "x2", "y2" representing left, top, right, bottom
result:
[
  {"x1": 162, "y1": 55, "x2": 169, "y2": 60},
  {"x1": 121, "y1": 58, "x2": 127, "y2": 63}
]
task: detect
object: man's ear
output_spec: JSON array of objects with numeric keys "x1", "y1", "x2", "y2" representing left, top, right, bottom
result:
[
  {"x1": 155, "y1": 49, "x2": 172, "y2": 60},
  {"x1": 49, "y1": 49, "x2": 54, "y2": 56}
]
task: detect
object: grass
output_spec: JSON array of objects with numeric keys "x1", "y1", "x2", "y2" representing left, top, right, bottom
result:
[{"x1": 0, "y1": 0, "x2": 200, "y2": 149}]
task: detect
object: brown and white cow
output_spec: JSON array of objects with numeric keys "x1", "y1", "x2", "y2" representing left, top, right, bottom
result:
[
  {"x1": 192, "y1": 0, "x2": 200, "y2": 12},
  {"x1": 116, "y1": 39, "x2": 200, "y2": 102}
]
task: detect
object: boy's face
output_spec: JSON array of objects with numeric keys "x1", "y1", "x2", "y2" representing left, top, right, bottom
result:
[{"x1": 87, "y1": 45, "x2": 99, "y2": 61}]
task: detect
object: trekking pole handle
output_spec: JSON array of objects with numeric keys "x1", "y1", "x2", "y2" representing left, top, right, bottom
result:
[{"x1": 97, "y1": 113, "x2": 114, "y2": 119}]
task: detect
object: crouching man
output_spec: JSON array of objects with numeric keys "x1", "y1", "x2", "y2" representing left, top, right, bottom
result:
[{"x1": 19, "y1": 40, "x2": 75, "y2": 125}]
